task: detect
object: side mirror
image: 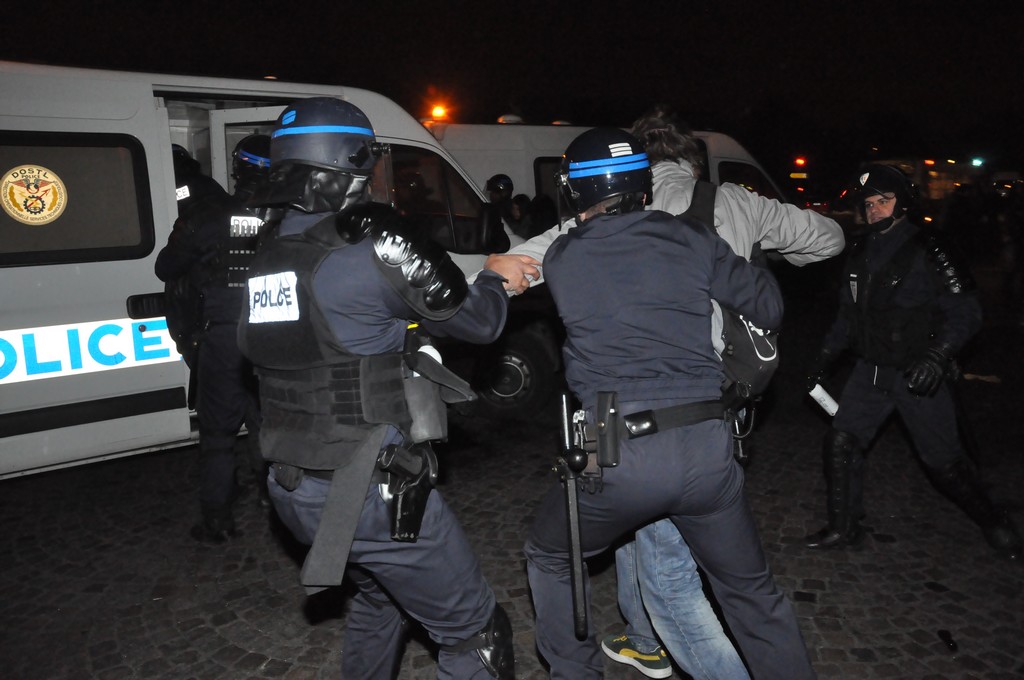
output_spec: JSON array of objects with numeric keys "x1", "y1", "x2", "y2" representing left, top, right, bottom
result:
[
  {"x1": 476, "y1": 204, "x2": 511, "y2": 254},
  {"x1": 441, "y1": 203, "x2": 510, "y2": 255}
]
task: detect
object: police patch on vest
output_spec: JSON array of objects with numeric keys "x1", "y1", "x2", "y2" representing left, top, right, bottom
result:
[
  {"x1": 230, "y1": 214, "x2": 263, "y2": 237},
  {"x1": 248, "y1": 271, "x2": 299, "y2": 323}
]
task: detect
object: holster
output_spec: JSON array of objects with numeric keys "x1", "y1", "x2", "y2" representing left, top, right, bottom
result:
[
  {"x1": 403, "y1": 326, "x2": 477, "y2": 443},
  {"x1": 594, "y1": 391, "x2": 620, "y2": 467},
  {"x1": 573, "y1": 412, "x2": 605, "y2": 495},
  {"x1": 377, "y1": 443, "x2": 438, "y2": 542}
]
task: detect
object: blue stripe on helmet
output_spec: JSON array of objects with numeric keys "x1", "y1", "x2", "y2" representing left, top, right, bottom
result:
[
  {"x1": 272, "y1": 125, "x2": 375, "y2": 139},
  {"x1": 569, "y1": 158, "x2": 650, "y2": 179},
  {"x1": 568, "y1": 152, "x2": 648, "y2": 171},
  {"x1": 238, "y1": 151, "x2": 271, "y2": 168}
]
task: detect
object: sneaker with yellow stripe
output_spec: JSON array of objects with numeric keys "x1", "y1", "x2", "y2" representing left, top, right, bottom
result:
[{"x1": 601, "y1": 634, "x2": 672, "y2": 679}]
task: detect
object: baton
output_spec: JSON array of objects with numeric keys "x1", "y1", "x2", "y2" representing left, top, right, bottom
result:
[{"x1": 557, "y1": 392, "x2": 588, "y2": 640}]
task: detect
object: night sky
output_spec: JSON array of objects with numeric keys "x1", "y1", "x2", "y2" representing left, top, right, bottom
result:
[{"x1": 4, "y1": 1, "x2": 1022, "y2": 188}]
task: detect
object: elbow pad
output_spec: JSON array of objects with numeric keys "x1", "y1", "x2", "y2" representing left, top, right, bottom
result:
[
  {"x1": 922, "y1": 232, "x2": 974, "y2": 294},
  {"x1": 334, "y1": 202, "x2": 389, "y2": 243},
  {"x1": 369, "y1": 212, "x2": 468, "y2": 321}
]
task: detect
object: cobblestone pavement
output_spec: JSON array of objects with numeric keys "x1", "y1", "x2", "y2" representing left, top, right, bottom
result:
[{"x1": 2, "y1": 264, "x2": 1022, "y2": 680}]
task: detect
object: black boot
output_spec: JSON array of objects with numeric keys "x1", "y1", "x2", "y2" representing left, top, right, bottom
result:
[
  {"x1": 190, "y1": 508, "x2": 239, "y2": 544},
  {"x1": 806, "y1": 430, "x2": 864, "y2": 549},
  {"x1": 930, "y1": 458, "x2": 1022, "y2": 560}
]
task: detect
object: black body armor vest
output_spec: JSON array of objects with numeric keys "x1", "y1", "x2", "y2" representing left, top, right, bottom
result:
[{"x1": 238, "y1": 216, "x2": 411, "y2": 470}]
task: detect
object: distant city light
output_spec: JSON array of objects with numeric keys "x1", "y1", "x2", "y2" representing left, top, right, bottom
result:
[
  {"x1": 971, "y1": 158, "x2": 984, "y2": 167},
  {"x1": 924, "y1": 159, "x2": 935, "y2": 165},
  {"x1": 794, "y1": 157, "x2": 807, "y2": 166}
]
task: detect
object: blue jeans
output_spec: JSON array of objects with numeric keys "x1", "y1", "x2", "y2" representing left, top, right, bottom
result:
[{"x1": 617, "y1": 518, "x2": 751, "y2": 679}]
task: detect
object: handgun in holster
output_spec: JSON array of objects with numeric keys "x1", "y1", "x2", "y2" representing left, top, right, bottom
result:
[
  {"x1": 377, "y1": 443, "x2": 438, "y2": 542},
  {"x1": 593, "y1": 391, "x2": 620, "y2": 468},
  {"x1": 571, "y1": 391, "x2": 620, "y2": 492}
]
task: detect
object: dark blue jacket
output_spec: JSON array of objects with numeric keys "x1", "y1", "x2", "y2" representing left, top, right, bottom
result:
[
  {"x1": 544, "y1": 209, "x2": 783, "y2": 410},
  {"x1": 821, "y1": 218, "x2": 982, "y2": 366}
]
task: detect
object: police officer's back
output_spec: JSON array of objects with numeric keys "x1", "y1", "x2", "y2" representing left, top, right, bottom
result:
[
  {"x1": 237, "y1": 97, "x2": 514, "y2": 679},
  {"x1": 155, "y1": 136, "x2": 270, "y2": 543},
  {"x1": 524, "y1": 128, "x2": 814, "y2": 680}
]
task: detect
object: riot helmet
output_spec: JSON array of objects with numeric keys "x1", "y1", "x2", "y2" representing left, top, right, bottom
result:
[
  {"x1": 558, "y1": 127, "x2": 652, "y2": 218},
  {"x1": 170, "y1": 144, "x2": 225, "y2": 217},
  {"x1": 231, "y1": 134, "x2": 271, "y2": 201},
  {"x1": 171, "y1": 144, "x2": 201, "y2": 182},
  {"x1": 271, "y1": 97, "x2": 376, "y2": 174},
  {"x1": 485, "y1": 173, "x2": 514, "y2": 202},
  {"x1": 255, "y1": 97, "x2": 378, "y2": 213},
  {"x1": 855, "y1": 163, "x2": 917, "y2": 230}
]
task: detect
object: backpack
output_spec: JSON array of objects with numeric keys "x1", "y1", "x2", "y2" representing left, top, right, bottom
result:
[{"x1": 680, "y1": 181, "x2": 780, "y2": 404}]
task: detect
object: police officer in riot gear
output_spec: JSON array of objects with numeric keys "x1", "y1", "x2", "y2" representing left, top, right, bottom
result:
[
  {"x1": 155, "y1": 136, "x2": 270, "y2": 543},
  {"x1": 522, "y1": 127, "x2": 815, "y2": 679},
  {"x1": 230, "y1": 134, "x2": 271, "y2": 203},
  {"x1": 805, "y1": 164, "x2": 1022, "y2": 559},
  {"x1": 237, "y1": 97, "x2": 515, "y2": 679}
]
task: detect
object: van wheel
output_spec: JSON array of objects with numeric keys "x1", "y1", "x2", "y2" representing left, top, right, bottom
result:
[{"x1": 473, "y1": 333, "x2": 558, "y2": 418}]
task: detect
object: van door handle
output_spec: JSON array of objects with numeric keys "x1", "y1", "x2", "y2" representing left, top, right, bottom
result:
[{"x1": 126, "y1": 293, "x2": 166, "y2": 319}]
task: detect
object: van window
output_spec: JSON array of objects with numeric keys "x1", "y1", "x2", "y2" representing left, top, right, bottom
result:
[
  {"x1": 718, "y1": 161, "x2": 782, "y2": 201},
  {"x1": 371, "y1": 144, "x2": 491, "y2": 254},
  {"x1": 0, "y1": 131, "x2": 153, "y2": 267}
]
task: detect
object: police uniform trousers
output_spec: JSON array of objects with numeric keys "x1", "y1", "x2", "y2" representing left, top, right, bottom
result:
[
  {"x1": 523, "y1": 397, "x2": 814, "y2": 680},
  {"x1": 267, "y1": 461, "x2": 498, "y2": 679},
  {"x1": 195, "y1": 322, "x2": 261, "y2": 515},
  {"x1": 833, "y1": 360, "x2": 964, "y2": 518}
]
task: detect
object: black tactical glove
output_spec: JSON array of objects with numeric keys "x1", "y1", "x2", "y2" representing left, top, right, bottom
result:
[
  {"x1": 806, "y1": 348, "x2": 839, "y2": 392},
  {"x1": 905, "y1": 345, "x2": 952, "y2": 396}
]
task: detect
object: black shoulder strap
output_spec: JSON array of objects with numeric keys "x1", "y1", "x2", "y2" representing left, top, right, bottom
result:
[
  {"x1": 680, "y1": 180, "x2": 717, "y2": 228},
  {"x1": 680, "y1": 180, "x2": 767, "y2": 264}
]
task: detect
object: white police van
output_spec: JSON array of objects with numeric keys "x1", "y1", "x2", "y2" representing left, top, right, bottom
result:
[{"x1": 0, "y1": 61, "x2": 515, "y2": 478}]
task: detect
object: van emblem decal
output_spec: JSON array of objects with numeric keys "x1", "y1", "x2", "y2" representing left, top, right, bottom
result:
[{"x1": 2, "y1": 165, "x2": 69, "y2": 225}]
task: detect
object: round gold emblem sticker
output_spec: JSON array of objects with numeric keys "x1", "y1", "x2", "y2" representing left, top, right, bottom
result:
[{"x1": 2, "y1": 165, "x2": 69, "y2": 225}]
